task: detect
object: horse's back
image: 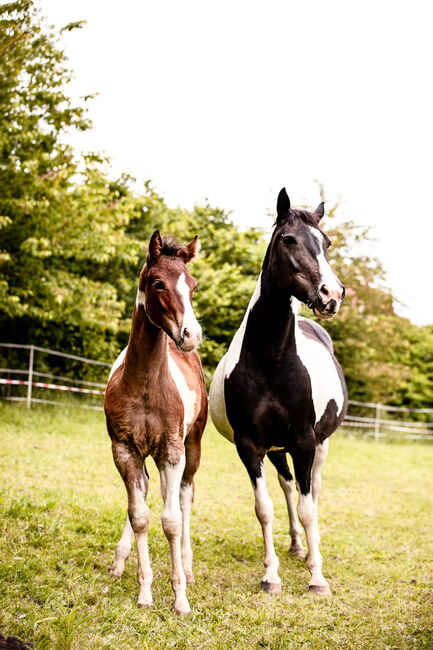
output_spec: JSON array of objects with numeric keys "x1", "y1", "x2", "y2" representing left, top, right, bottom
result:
[{"x1": 297, "y1": 317, "x2": 334, "y2": 354}]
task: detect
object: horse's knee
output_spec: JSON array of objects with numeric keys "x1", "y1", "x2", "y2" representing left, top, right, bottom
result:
[
  {"x1": 129, "y1": 507, "x2": 150, "y2": 535},
  {"x1": 254, "y1": 476, "x2": 274, "y2": 525},
  {"x1": 161, "y1": 511, "x2": 182, "y2": 539},
  {"x1": 297, "y1": 493, "x2": 316, "y2": 528}
]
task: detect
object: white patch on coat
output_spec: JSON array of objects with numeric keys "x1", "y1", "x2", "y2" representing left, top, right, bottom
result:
[
  {"x1": 293, "y1": 314, "x2": 344, "y2": 424},
  {"x1": 136, "y1": 288, "x2": 146, "y2": 308},
  {"x1": 209, "y1": 273, "x2": 262, "y2": 444},
  {"x1": 308, "y1": 227, "x2": 342, "y2": 294},
  {"x1": 176, "y1": 272, "x2": 201, "y2": 339},
  {"x1": 254, "y1": 468, "x2": 281, "y2": 586},
  {"x1": 167, "y1": 348, "x2": 197, "y2": 440},
  {"x1": 290, "y1": 296, "x2": 301, "y2": 315},
  {"x1": 208, "y1": 352, "x2": 234, "y2": 442},
  {"x1": 108, "y1": 346, "x2": 127, "y2": 382}
]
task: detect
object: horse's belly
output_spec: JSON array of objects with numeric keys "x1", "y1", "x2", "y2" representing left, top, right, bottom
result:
[{"x1": 209, "y1": 353, "x2": 235, "y2": 443}]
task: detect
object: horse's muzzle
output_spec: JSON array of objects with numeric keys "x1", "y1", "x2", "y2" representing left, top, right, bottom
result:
[{"x1": 174, "y1": 325, "x2": 202, "y2": 352}]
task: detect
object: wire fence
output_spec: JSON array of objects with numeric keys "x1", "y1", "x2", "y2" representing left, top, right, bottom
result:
[{"x1": 0, "y1": 343, "x2": 432, "y2": 441}]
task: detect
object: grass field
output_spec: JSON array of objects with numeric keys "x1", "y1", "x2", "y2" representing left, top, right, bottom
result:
[{"x1": 0, "y1": 402, "x2": 432, "y2": 649}]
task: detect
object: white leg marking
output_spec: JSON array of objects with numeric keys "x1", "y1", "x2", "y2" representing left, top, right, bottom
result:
[
  {"x1": 312, "y1": 439, "x2": 329, "y2": 505},
  {"x1": 160, "y1": 456, "x2": 190, "y2": 614},
  {"x1": 254, "y1": 467, "x2": 281, "y2": 589},
  {"x1": 128, "y1": 470, "x2": 153, "y2": 608},
  {"x1": 180, "y1": 482, "x2": 194, "y2": 583},
  {"x1": 297, "y1": 490, "x2": 329, "y2": 592},
  {"x1": 110, "y1": 515, "x2": 133, "y2": 577},
  {"x1": 277, "y1": 475, "x2": 305, "y2": 557}
]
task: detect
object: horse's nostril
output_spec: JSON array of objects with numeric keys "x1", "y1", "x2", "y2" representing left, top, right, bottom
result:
[
  {"x1": 320, "y1": 284, "x2": 330, "y2": 298},
  {"x1": 183, "y1": 328, "x2": 190, "y2": 339}
]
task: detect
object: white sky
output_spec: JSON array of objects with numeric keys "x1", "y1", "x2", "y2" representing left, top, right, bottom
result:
[{"x1": 37, "y1": 0, "x2": 432, "y2": 325}]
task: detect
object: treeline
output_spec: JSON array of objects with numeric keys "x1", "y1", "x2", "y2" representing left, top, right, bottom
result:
[{"x1": 1, "y1": 0, "x2": 432, "y2": 408}]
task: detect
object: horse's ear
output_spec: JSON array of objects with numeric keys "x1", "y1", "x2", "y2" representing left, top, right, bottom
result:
[
  {"x1": 313, "y1": 202, "x2": 325, "y2": 223},
  {"x1": 277, "y1": 187, "x2": 291, "y2": 223},
  {"x1": 177, "y1": 235, "x2": 200, "y2": 264},
  {"x1": 147, "y1": 229, "x2": 163, "y2": 264}
]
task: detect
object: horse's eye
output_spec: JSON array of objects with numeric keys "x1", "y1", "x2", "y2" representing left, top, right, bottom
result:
[
  {"x1": 153, "y1": 280, "x2": 166, "y2": 291},
  {"x1": 282, "y1": 234, "x2": 297, "y2": 246}
]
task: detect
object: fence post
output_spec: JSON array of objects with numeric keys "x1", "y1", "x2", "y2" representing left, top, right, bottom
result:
[
  {"x1": 374, "y1": 403, "x2": 381, "y2": 441},
  {"x1": 26, "y1": 345, "x2": 34, "y2": 409}
]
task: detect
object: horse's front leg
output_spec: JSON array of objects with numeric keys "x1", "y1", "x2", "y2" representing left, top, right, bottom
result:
[
  {"x1": 292, "y1": 434, "x2": 331, "y2": 595},
  {"x1": 159, "y1": 454, "x2": 190, "y2": 615},
  {"x1": 235, "y1": 436, "x2": 281, "y2": 593},
  {"x1": 267, "y1": 450, "x2": 306, "y2": 558},
  {"x1": 112, "y1": 443, "x2": 153, "y2": 608}
]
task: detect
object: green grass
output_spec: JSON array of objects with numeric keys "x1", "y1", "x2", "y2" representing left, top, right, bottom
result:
[{"x1": 0, "y1": 402, "x2": 432, "y2": 649}]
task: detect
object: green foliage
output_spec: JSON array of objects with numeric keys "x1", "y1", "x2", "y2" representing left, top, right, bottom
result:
[{"x1": 0, "y1": 1, "x2": 431, "y2": 407}]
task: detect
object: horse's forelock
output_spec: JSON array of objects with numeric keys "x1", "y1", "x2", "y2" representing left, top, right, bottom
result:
[{"x1": 275, "y1": 209, "x2": 318, "y2": 229}]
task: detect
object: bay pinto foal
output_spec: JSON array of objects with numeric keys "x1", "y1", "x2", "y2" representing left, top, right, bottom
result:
[
  {"x1": 209, "y1": 188, "x2": 348, "y2": 596},
  {"x1": 104, "y1": 230, "x2": 208, "y2": 615}
]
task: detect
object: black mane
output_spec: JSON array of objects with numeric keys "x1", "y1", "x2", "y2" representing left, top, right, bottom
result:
[
  {"x1": 276, "y1": 208, "x2": 318, "y2": 228},
  {"x1": 159, "y1": 237, "x2": 188, "y2": 257}
]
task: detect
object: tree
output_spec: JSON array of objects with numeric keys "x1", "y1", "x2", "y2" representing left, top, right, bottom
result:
[{"x1": 0, "y1": 1, "x2": 137, "y2": 374}]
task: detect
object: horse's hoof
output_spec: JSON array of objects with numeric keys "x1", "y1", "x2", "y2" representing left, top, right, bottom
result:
[
  {"x1": 261, "y1": 581, "x2": 282, "y2": 594},
  {"x1": 289, "y1": 546, "x2": 307, "y2": 559},
  {"x1": 109, "y1": 563, "x2": 124, "y2": 578},
  {"x1": 185, "y1": 573, "x2": 195, "y2": 585},
  {"x1": 137, "y1": 601, "x2": 152, "y2": 609},
  {"x1": 174, "y1": 603, "x2": 191, "y2": 616},
  {"x1": 309, "y1": 584, "x2": 331, "y2": 596}
]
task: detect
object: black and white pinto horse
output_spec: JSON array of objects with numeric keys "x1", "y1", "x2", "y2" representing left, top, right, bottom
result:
[{"x1": 209, "y1": 188, "x2": 348, "y2": 595}]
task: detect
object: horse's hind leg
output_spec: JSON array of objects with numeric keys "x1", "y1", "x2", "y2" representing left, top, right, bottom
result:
[
  {"x1": 180, "y1": 428, "x2": 202, "y2": 584},
  {"x1": 109, "y1": 515, "x2": 133, "y2": 577},
  {"x1": 267, "y1": 451, "x2": 306, "y2": 559},
  {"x1": 112, "y1": 443, "x2": 153, "y2": 608}
]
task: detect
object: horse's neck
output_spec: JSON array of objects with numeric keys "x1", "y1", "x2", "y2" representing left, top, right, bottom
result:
[
  {"x1": 245, "y1": 271, "x2": 297, "y2": 357},
  {"x1": 124, "y1": 305, "x2": 168, "y2": 381}
]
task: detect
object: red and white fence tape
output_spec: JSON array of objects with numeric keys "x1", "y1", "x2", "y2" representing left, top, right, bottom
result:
[{"x1": 0, "y1": 378, "x2": 105, "y2": 396}]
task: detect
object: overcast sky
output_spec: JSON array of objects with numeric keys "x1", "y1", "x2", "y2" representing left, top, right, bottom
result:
[{"x1": 37, "y1": 0, "x2": 433, "y2": 325}]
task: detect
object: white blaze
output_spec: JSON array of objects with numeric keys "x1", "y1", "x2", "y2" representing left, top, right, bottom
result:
[
  {"x1": 308, "y1": 226, "x2": 342, "y2": 295},
  {"x1": 176, "y1": 273, "x2": 201, "y2": 340}
]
